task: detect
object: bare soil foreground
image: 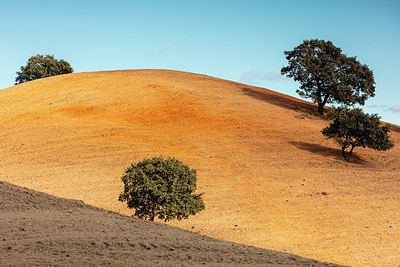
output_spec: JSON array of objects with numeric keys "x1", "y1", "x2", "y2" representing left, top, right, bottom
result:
[
  {"x1": 0, "y1": 70, "x2": 399, "y2": 266},
  {"x1": 0, "y1": 181, "x2": 340, "y2": 266}
]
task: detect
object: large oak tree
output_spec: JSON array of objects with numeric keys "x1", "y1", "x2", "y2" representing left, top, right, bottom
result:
[{"x1": 281, "y1": 39, "x2": 375, "y2": 114}]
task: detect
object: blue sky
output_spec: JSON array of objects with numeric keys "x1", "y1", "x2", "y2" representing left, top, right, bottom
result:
[{"x1": 1, "y1": 0, "x2": 399, "y2": 124}]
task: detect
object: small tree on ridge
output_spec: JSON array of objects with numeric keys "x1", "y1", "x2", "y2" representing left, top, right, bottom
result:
[{"x1": 15, "y1": 54, "x2": 73, "y2": 84}]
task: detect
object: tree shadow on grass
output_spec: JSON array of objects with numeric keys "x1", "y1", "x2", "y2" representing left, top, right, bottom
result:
[
  {"x1": 241, "y1": 87, "x2": 327, "y2": 116},
  {"x1": 288, "y1": 141, "x2": 367, "y2": 164}
]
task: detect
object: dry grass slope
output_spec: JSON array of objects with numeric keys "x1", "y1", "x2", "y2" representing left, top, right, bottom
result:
[{"x1": 0, "y1": 70, "x2": 399, "y2": 266}]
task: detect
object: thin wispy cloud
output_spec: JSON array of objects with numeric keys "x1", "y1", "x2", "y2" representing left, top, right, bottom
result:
[
  {"x1": 239, "y1": 70, "x2": 289, "y2": 85},
  {"x1": 367, "y1": 104, "x2": 388, "y2": 109},
  {"x1": 387, "y1": 105, "x2": 400, "y2": 113}
]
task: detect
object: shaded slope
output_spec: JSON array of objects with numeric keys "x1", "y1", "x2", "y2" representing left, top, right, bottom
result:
[
  {"x1": 0, "y1": 181, "x2": 340, "y2": 266},
  {"x1": 0, "y1": 70, "x2": 399, "y2": 266}
]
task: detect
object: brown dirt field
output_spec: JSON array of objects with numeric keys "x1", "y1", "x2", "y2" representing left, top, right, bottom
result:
[
  {"x1": 0, "y1": 181, "x2": 340, "y2": 266},
  {"x1": 0, "y1": 69, "x2": 399, "y2": 266}
]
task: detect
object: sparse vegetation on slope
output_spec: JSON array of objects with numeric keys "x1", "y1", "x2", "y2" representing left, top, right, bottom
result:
[{"x1": 0, "y1": 70, "x2": 399, "y2": 266}]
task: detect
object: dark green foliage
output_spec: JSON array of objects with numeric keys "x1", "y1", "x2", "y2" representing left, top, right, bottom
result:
[
  {"x1": 15, "y1": 54, "x2": 73, "y2": 84},
  {"x1": 281, "y1": 39, "x2": 375, "y2": 114},
  {"x1": 119, "y1": 156, "x2": 205, "y2": 222},
  {"x1": 322, "y1": 108, "x2": 394, "y2": 160}
]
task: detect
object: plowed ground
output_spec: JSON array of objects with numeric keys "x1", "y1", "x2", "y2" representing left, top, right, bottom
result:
[{"x1": 2, "y1": 180, "x2": 341, "y2": 266}]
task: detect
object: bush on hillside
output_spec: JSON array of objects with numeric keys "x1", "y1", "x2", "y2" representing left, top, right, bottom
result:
[
  {"x1": 322, "y1": 108, "x2": 394, "y2": 160},
  {"x1": 119, "y1": 156, "x2": 205, "y2": 222}
]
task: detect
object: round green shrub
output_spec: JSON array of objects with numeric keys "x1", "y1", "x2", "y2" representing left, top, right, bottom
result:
[{"x1": 119, "y1": 156, "x2": 205, "y2": 222}]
